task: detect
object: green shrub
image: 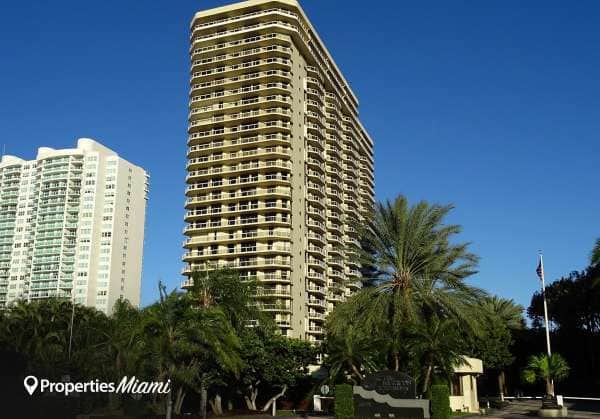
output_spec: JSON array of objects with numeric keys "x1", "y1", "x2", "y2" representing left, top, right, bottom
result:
[
  {"x1": 334, "y1": 384, "x2": 354, "y2": 419},
  {"x1": 431, "y1": 384, "x2": 451, "y2": 419}
]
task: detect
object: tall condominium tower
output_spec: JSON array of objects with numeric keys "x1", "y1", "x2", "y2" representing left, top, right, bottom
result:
[
  {"x1": 183, "y1": 0, "x2": 375, "y2": 341},
  {"x1": 0, "y1": 138, "x2": 149, "y2": 313}
]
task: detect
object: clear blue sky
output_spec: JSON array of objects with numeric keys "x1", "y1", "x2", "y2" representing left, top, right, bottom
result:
[{"x1": 1, "y1": 1, "x2": 598, "y2": 310}]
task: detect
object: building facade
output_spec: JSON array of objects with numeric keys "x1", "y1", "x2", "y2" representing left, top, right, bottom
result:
[
  {"x1": 0, "y1": 138, "x2": 148, "y2": 313},
  {"x1": 183, "y1": 0, "x2": 375, "y2": 340}
]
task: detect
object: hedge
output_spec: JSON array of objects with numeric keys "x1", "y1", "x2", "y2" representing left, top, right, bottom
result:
[
  {"x1": 334, "y1": 384, "x2": 354, "y2": 419},
  {"x1": 430, "y1": 384, "x2": 451, "y2": 419}
]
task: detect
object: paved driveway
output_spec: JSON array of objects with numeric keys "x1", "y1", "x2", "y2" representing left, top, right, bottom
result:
[{"x1": 483, "y1": 400, "x2": 600, "y2": 419}]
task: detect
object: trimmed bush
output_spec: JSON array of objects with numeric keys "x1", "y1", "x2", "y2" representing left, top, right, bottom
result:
[
  {"x1": 334, "y1": 384, "x2": 354, "y2": 419},
  {"x1": 431, "y1": 384, "x2": 451, "y2": 419}
]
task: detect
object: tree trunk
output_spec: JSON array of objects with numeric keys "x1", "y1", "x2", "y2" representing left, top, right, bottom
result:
[
  {"x1": 421, "y1": 364, "x2": 433, "y2": 395},
  {"x1": 245, "y1": 384, "x2": 259, "y2": 410},
  {"x1": 175, "y1": 388, "x2": 186, "y2": 414},
  {"x1": 394, "y1": 353, "x2": 400, "y2": 372},
  {"x1": 546, "y1": 378, "x2": 554, "y2": 397},
  {"x1": 165, "y1": 394, "x2": 173, "y2": 419},
  {"x1": 209, "y1": 394, "x2": 223, "y2": 416},
  {"x1": 200, "y1": 379, "x2": 208, "y2": 419},
  {"x1": 497, "y1": 370, "x2": 508, "y2": 400},
  {"x1": 349, "y1": 360, "x2": 363, "y2": 383},
  {"x1": 262, "y1": 384, "x2": 288, "y2": 412}
]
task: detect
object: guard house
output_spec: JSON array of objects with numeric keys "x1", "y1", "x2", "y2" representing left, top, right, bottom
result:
[{"x1": 450, "y1": 357, "x2": 483, "y2": 412}]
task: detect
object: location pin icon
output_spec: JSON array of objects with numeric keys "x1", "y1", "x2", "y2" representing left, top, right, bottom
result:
[{"x1": 24, "y1": 376, "x2": 38, "y2": 395}]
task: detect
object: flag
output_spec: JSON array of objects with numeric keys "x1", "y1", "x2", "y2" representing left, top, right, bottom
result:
[{"x1": 536, "y1": 258, "x2": 544, "y2": 281}]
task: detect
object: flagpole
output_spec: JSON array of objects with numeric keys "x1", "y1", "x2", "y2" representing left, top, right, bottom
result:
[{"x1": 539, "y1": 253, "x2": 552, "y2": 357}]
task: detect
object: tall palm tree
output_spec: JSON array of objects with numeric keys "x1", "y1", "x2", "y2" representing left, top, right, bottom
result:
[
  {"x1": 352, "y1": 195, "x2": 484, "y2": 371},
  {"x1": 591, "y1": 238, "x2": 600, "y2": 267},
  {"x1": 522, "y1": 353, "x2": 570, "y2": 397}
]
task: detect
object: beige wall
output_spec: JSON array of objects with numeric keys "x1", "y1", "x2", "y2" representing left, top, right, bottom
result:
[{"x1": 450, "y1": 357, "x2": 483, "y2": 412}]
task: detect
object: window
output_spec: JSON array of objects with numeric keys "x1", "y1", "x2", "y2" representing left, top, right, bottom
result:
[{"x1": 450, "y1": 375, "x2": 463, "y2": 396}]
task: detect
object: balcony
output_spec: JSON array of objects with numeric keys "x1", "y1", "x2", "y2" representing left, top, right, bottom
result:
[
  {"x1": 191, "y1": 68, "x2": 290, "y2": 93},
  {"x1": 184, "y1": 256, "x2": 291, "y2": 272},
  {"x1": 183, "y1": 229, "x2": 291, "y2": 246},
  {"x1": 191, "y1": 45, "x2": 292, "y2": 70},
  {"x1": 190, "y1": 58, "x2": 292, "y2": 83},
  {"x1": 185, "y1": 187, "x2": 291, "y2": 207},
  {"x1": 182, "y1": 244, "x2": 292, "y2": 260},
  {"x1": 186, "y1": 174, "x2": 290, "y2": 194},
  {"x1": 187, "y1": 159, "x2": 291, "y2": 180},
  {"x1": 189, "y1": 108, "x2": 292, "y2": 130}
]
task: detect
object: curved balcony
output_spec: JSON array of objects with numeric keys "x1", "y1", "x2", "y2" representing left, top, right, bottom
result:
[
  {"x1": 185, "y1": 256, "x2": 291, "y2": 272},
  {"x1": 307, "y1": 218, "x2": 326, "y2": 234},
  {"x1": 186, "y1": 145, "x2": 290, "y2": 170},
  {"x1": 190, "y1": 57, "x2": 292, "y2": 83},
  {"x1": 307, "y1": 257, "x2": 326, "y2": 271},
  {"x1": 185, "y1": 187, "x2": 291, "y2": 208},
  {"x1": 185, "y1": 174, "x2": 290, "y2": 195},
  {"x1": 184, "y1": 230, "x2": 291, "y2": 247},
  {"x1": 187, "y1": 121, "x2": 292, "y2": 146},
  {"x1": 307, "y1": 298, "x2": 327, "y2": 309},
  {"x1": 307, "y1": 284, "x2": 327, "y2": 297},
  {"x1": 189, "y1": 96, "x2": 291, "y2": 120},
  {"x1": 189, "y1": 108, "x2": 292, "y2": 131},
  {"x1": 306, "y1": 133, "x2": 325, "y2": 149},
  {"x1": 191, "y1": 45, "x2": 292, "y2": 71},
  {"x1": 307, "y1": 232, "x2": 326, "y2": 246},
  {"x1": 252, "y1": 302, "x2": 292, "y2": 313},
  {"x1": 191, "y1": 69, "x2": 291, "y2": 95},
  {"x1": 185, "y1": 202, "x2": 291, "y2": 221},
  {"x1": 191, "y1": 30, "x2": 290, "y2": 52},
  {"x1": 307, "y1": 244, "x2": 325, "y2": 256},
  {"x1": 183, "y1": 244, "x2": 292, "y2": 261},
  {"x1": 184, "y1": 215, "x2": 291, "y2": 234},
  {"x1": 255, "y1": 287, "x2": 291, "y2": 298},
  {"x1": 190, "y1": 82, "x2": 291, "y2": 109},
  {"x1": 306, "y1": 169, "x2": 325, "y2": 185},
  {"x1": 187, "y1": 160, "x2": 291, "y2": 181},
  {"x1": 308, "y1": 310, "x2": 326, "y2": 321}
]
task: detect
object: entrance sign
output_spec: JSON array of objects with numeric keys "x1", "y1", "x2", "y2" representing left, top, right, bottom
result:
[{"x1": 354, "y1": 371, "x2": 430, "y2": 419}]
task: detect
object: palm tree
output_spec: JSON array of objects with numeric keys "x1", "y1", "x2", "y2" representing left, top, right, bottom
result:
[
  {"x1": 522, "y1": 353, "x2": 570, "y2": 397},
  {"x1": 477, "y1": 296, "x2": 524, "y2": 398},
  {"x1": 479, "y1": 296, "x2": 524, "y2": 330},
  {"x1": 324, "y1": 323, "x2": 382, "y2": 384},
  {"x1": 591, "y1": 238, "x2": 600, "y2": 266},
  {"x1": 0, "y1": 299, "x2": 109, "y2": 379},
  {"x1": 0, "y1": 299, "x2": 67, "y2": 376},
  {"x1": 188, "y1": 268, "x2": 260, "y2": 331},
  {"x1": 142, "y1": 284, "x2": 242, "y2": 418},
  {"x1": 352, "y1": 195, "x2": 484, "y2": 371},
  {"x1": 410, "y1": 316, "x2": 466, "y2": 394}
]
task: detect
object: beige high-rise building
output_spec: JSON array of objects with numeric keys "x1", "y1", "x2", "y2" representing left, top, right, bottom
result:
[
  {"x1": 182, "y1": 0, "x2": 375, "y2": 341},
  {"x1": 0, "y1": 138, "x2": 149, "y2": 313}
]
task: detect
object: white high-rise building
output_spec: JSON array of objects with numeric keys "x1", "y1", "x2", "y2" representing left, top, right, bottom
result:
[{"x1": 0, "y1": 138, "x2": 149, "y2": 313}]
